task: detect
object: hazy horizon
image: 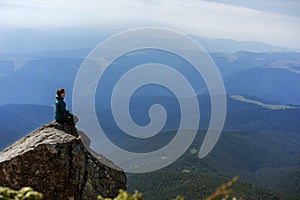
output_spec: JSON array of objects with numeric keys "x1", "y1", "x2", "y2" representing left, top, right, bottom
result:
[{"x1": 0, "y1": 0, "x2": 300, "y2": 54}]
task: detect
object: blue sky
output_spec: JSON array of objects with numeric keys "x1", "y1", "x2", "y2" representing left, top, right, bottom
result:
[{"x1": 0, "y1": 0, "x2": 299, "y2": 50}]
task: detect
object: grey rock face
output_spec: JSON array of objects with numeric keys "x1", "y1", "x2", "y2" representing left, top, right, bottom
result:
[{"x1": 0, "y1": 122, "x2": 126, "y2": 200}]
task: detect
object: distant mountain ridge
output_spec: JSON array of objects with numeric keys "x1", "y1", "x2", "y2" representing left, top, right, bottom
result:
[
  {"x1": 0, "y1": 28, "x2": 293, "y2": 55},
  {"x1": 190, "y1": 35, "x2": 288, "y2": 53},
  {"x1": 1, "y1": 50, "x2": 300, "y2": 106},
  {"x1": 1, "y1": 93, "x2": 299, "y2": 149},
  {"x1": 0, "y1": 50, "x2": 300, "y2": 105}
]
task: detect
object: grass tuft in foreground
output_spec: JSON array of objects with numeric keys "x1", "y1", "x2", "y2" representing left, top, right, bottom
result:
[
  {"x1": 98, "y1": 177, "x2": 239, "y2": 200},
  {"x1": 0, "y1": 186, "x2": 43, "y2": 200}
]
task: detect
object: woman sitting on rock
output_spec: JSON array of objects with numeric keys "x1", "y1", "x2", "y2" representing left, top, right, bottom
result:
[{"x1": 55, "y1": 88, "x2": 78, "y2": 126}]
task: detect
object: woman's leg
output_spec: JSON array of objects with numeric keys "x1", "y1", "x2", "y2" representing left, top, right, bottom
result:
[
  {"x1": 56, "y1": 119, "x2": 64, "y2": 125},
  {"x1": 56, "y1": 117, "x2": 75, "y2": 126}
]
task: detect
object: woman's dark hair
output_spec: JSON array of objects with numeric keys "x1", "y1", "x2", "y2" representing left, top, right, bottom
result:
[{"x1": 56, "y1": 88, "x2": 65, "y2": 97}]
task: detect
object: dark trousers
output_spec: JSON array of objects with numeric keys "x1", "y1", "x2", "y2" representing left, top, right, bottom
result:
[{"x1": 56, "y1": 117, "x2": 75, "y2": 126}]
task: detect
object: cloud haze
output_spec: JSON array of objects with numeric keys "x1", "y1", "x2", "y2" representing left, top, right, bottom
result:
[{"x1": 0, "y1": 0, "x2": 299, "y2": 50}]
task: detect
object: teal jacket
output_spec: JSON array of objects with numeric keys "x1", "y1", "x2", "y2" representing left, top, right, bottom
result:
[{"x1": 55, "y1": 96, "x2": 73, "y2": 120}]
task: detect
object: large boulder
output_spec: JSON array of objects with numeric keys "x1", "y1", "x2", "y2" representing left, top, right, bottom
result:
[{"x1": 0, "y1": 122, "x2": 126, "y2": 200}]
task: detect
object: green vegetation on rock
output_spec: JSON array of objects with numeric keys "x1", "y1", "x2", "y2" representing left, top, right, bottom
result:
[
  {"x1": 97, "y1": 177, "x2": 239, "y2": 200},
  {"x1": 0, "y1": 186, "x2": 43, "y2": 200},
  {"x1": 0, "y1": 177, "x2": 238, "y2": 200}
]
